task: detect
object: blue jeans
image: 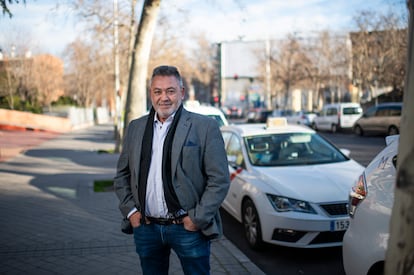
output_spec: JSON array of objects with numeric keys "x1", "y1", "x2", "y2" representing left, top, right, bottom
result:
[{"x1": 133, "y1": 223, "x2": 211, "y2": 275}]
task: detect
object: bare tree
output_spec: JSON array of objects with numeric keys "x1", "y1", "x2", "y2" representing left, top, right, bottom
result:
[
  {"x1": 0, "y1": 29, "x2": 38, "y2": 109},
  {"x1": 188, "y1": 33, "x2": 217, "y2": 103},
  {"x1": 254, "y1": 40, "x2": 280, "y2": 109},
  {"x1": 64, "y1": 0, "x2": 217, "y2": 147},
  {"x1": 114, "y1": 0, "x2": 138, "y2": 148},
  {"x1": 148, "y1": 21, "x2": 215, "y2": 101},
  {"x1": 32, "y1": 54, "x2": 64, "y2": 110},
  {"x1": 65, "y1": 0, "x2": 138, "y2": 151},
  {"x1": 63, "y1": 39, "x2": 112, "y2": 108},
  {"x1": 255, "y1": 31, "x2": 351, "y2": 111},
  {"x1": 0, "y1": 52, "x2": 62, "y2": 112},
  {"x1": 0, "y1": 55, "x2": 19, "y2": 109},
  {"x1": 148, "y1": 14, "x2": 190, "y2": 81},
  {"x1": 271, "y1": 34, "x2": 311, "y2": 109},
  {"x1": 350, "y1": 9, "x2": 408, "y2": 101},
  {"x1": 322, "y1": 33, "x2": 352, "y2": 104},
  {"x1": 123, "y1": 0, "x2": 161, "y2": 130},
  {"x1": 300, "y1": 31, "x2": 352, "y2": 108},
  {"x1": 385, "y1": 1, "x2": 414, "y2": 274},
  {"x1": 0, "y1": 0, "x2": 26, "y2": 17},
  {"x1": 298, "y1": 33, "x2": 327, "y2": 109}
]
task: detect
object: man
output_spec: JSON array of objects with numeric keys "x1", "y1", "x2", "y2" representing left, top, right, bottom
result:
[{"x1": 114, "y1": 65, "x2": 230, "y2": 275}]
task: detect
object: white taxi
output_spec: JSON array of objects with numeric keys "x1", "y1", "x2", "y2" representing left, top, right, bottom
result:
[
  {"x1": 342, "y1": 135, "x2": 398, "y2": 275},
  {"x1": 220, "y1": 118, "x2": 364, "y2": 249}
]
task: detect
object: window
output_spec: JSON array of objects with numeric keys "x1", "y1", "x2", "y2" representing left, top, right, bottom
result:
[
  {"x1": 327, "y1": 108, "x2": 338, "y2": 116},
  {"x1": 221, "y1": 132, "x2": 232, "y2": 148},
  {"x1": 226, "y1": 134, "x2": 244, "y2": 167},
  {"x1": 363, "y1": 106, "x2": 376, "y2": 118},
  {"x1": 245, "y1": 135, "x2": 279, "y2": 165},
  {"x1": 343, "y1": 107, "x2": 362, "y2": 115},
  {"x1": 245, "y1": 133, "x2": 348, "y2": 166},
  {"x1": 374, "y1": 105, "x2": 401, "y2": 117},
  {"x1": 376, "y1": 107, "x2": 389, "y2": 116},
  {"x1": 389, "y1": 105, "x2": 402, "y2": 116}
]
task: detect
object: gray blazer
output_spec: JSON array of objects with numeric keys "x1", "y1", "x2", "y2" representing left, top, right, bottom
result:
[{"x1": 114, "y1": 108, "x2": 230, "y2": 239}]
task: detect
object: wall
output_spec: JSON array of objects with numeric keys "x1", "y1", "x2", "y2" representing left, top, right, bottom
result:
[
  {"x1": 0, "y1": 106, "x2": 110, "y2": 133},
  {"x1": 0, "y1": 109, "x2": 72, "y2": 133}
]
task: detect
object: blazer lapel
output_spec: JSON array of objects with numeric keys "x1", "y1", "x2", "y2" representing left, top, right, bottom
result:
[{"x1": 171, "y1": 110, "x2": 191, "y2": 171}]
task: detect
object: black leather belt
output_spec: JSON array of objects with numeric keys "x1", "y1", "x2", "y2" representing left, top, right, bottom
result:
[{"x1": 146, "y1": 216, "x2": 185, "y2": 225}]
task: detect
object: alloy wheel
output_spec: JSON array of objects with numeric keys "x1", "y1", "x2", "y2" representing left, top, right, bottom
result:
[{"x1": 242, "y1": 199, "x2": 263, "y2": 250}]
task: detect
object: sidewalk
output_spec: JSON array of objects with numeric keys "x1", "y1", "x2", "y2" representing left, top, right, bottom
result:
[
  {"x1": 0, "y1": 128, "x2": 60, "y2": 162},
  {"x1": 0, "y1": 124, "x2": 265, "y2": 275}
]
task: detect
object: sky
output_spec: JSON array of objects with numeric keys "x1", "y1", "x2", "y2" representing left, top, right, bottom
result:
[{"x1": 0, "y1": 0, "x2": 405, "y2": 58}]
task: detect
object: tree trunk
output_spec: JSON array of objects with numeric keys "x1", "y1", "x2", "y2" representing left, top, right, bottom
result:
[
  {"x1": 113, "y1": 0, "x2": 122, "y2": 152},
  {"x1": 123, "y1": 0, "x2": 161, "y2": 136},
  {"x1": 385, "y1": 1, "x2": 414, "y2": 275}
]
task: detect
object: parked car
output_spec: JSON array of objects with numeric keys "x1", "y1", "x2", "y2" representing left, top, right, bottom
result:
[
  {"x1": 285, "y1": 110, "x2": 318, "y2": 127},
  {"x1": 313, "y1": 103, "x2": 363, "y2": 133},
  {"x1": 220, "y1": 118, "x2": 364, "y2": 249},
  {"x1": 342, "y1": 135, "x2": 398, "y2": 275},
  {"x1": 246, "y1": 108, "x2": 273, "y2": 123},
  {"x1": 272, "y1": 109, "x2": 294, "y2": 118},
  {"x1": 223, "y1": 104, "x2": 245, "y2": 119},
  {"x1": 184, "y1": 101, "x2": 229, "y2": 127},
  {"x1": 353, "y1": 102, "x2": 402, "y2": 136}
]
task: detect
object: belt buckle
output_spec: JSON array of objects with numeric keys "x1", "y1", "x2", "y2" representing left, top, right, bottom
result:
[
  {"x1": 147, "y1": 216, "x2": 175, "y2": 225},
  {"x1": 159, "y1": 218, "x2": 173, "y2": 225}
]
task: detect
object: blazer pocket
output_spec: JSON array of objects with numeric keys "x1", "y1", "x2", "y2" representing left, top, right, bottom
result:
[
  {"x1": 182, "y1": 145, "x2": 202, "y2": 181},
  {"x1": 182, "y1": 145, "x2": 200, "y2": 165}
]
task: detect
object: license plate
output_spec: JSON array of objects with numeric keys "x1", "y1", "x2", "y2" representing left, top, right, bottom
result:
[{"x1": 330, "y1": 219, "x2": 350, "y2": 231}]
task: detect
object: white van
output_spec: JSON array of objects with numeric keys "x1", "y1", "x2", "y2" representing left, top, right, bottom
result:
[{"x1": 313, "y1": 103, "x2": 362, "y2": 133}]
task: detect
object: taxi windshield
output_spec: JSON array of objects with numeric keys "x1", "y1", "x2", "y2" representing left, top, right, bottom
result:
[{"x1": 244, "y1": 132, "x2": 348, "y2": 166}]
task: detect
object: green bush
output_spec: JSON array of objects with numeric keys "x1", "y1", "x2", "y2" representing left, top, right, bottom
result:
[
  {"x1": 0, "y1": 95, "x2": 42, "y2": 113},
  {"x1": 52, "y1": 96, "x2": 78, "y2": 106}
]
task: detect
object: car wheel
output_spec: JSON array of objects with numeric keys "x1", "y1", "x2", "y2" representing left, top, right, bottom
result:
[
  {"x1": 368, "y1": 261, "x2": 384, "y2": 275},
  {"x1": 242, "y1": 199, "x2": 264, "y2": 250},
  {"x1": 388, "y1": 126, "x2": 399, "y2": 136},
  {"x1": 354, "y1": 125, "x2": 363, "y2": 136},
  {"x1": 331, "y1": 124, "x2": 338, "y2": 133},
  {"x1": 311, "y1": 122, "x2": 317, "y2": 130}
]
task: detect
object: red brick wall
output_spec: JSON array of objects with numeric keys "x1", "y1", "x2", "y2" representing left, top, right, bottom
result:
[{"x1": 0, "y1": 109, "x2": 71, "y2": 133}]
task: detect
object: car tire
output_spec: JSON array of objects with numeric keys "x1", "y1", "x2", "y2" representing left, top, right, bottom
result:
[
  {"x1": 354, "y1": 125, "x2": 363, "y2": 136},
  {"x1": 242, "y1": 199, "x2": 264, "y2": 250},
  {"x1": 331, "y1": 124, "x2": 338, "y2": 133},
  {"x1": 388, "y1": 125, "x2": 399, "y2": 136},
  {"x1": 311, "y1": 122, "x2": 317, "y2": 130},
  {"x1": 368, "y1": 261, "x2": 384, "y2": 275}
]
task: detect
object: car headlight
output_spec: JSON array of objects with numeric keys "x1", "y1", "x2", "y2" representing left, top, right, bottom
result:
[{"x1": 266, "y1": 194, "x2": 316, "y2": 214}]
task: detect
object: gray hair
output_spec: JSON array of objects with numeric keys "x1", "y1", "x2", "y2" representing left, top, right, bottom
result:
[{"x1": 150, "y1": 65, "x2": 183, "y2": 87}]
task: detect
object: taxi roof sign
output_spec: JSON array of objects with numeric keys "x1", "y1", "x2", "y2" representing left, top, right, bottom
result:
[{"x1": 266, "y1": 117, "x2": 288, "y2": 128}]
